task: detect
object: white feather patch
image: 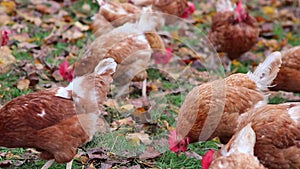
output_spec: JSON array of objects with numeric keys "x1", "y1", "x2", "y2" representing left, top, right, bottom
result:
[
  {"x1": 94, "y1": 58, "x2": 117, "y2": 75},
  {"x1": 55, "y1": 87, "x2": 71, "y2": 99},
  {"x1": 222, "y1": 124, "x2": 256, "y2": 156},
  {"x1": 288, "y1": 105, "x2": 300, "y2": 124},
  {"x1": 37, "y1": 109, "x2": 46, "y2": 117},
  {"x1": 247, "y1": 51, "x2": 282, "y2": 91}
]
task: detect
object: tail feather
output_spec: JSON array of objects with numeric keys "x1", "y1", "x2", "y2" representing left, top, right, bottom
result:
[
  {"x1": 94, "y1": 58, "x2": 117, "y2": 75},
  {"x1": 138, "y1": 6, "x2": 157, "y2": 32},
  {"x1": 247, "y1": 51, "x2": 282, "y2": 91}
]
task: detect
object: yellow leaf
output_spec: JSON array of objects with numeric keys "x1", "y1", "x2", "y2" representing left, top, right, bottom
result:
[
  {"x1": 262, "y1": 6, "x2": 276, "y2": 15},
  {"x1": 151, "y1": 83, "x2": 158, "y2": 92},
  {"x1": 120, "y1": 104, "x2": 134, "y2": 112},
  {"x1": 287, "y1": 32, "x2": 296, "y2": 41},
  {"x1": 232, "y1": 60, "x2": 242, "y2": 67},
  {"x1": 0, "y1": 1, "x2": 16, "y2": 14},
  {"x1": 163, "y1": 120, "x2": 174, "y2": 131},
  {"x1": 212, "y1": 137, "x2": 221, "y2": 143}
]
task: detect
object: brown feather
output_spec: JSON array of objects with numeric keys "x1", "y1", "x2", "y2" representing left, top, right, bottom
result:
[
  {"x1": 0, "y1": 58, "x2": 116, "y2": 164},
  {"x1": 239, "y1": 103, "x2": 300, "y2": 169},
  {"x1": 271, "y1": 46, "x2": 300, "y2": 92},
  {"x1": 176, "y1": 73, "x2": 264, "y2": 144},
  {"x1": 208, "y1": 11, "x2": 259, "y2": 60}
]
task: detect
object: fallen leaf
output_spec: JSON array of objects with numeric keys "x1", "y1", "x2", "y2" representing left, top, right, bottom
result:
[
  {"x1": 112, "y1": 117, "x2": 135, "y2": 128},
  {"x1": 74, "y1": 21, "x2": 90, "y2": 31},
  {"x1": 100, "y1": 163, "x2": 112, "y2": 169},
  {"x1": 35, "y1": 1, "x2": 60, "y2": 14},
  {"x1": 184, "y1": 151, "x2": 202, "y2": 160},
  {"x1": 17, "y1": 10, "x2": 42, "y2": 26},
  {"x1": 10, "y1": 33, "x2": 30, "y2": 43},
  {"x1": 17, "y1": 79, "x2": 30, "y2": 90},
  {"x1": 27, "y1": 72, "x2": 39, "y2": 86},
  {"x1": 120, "y1": 104, "x2": 134, "y2": 112},
  {"x1": 262, "y1": 6, "x2": 276, "y2": 15},
  {"x1": 163, "y1": 120, "x2": 174, "y2": 131},
  {"x1": 0, "y1": 160, "x2": 12, "y2": 168},
  {"x1": 63, "y1": 27, "x2": 84, "y2": 42},
  {"x1": 0, "y1": 46, "x2": 16, "y2": 74},
  {"x1": 138, "y1": 146, "x2": 161, "y2": 160},
  {"x1": 0, "y1": 13, "x2": 13, "y2": 26},
  {"x1": 126, "y1": 133, "x2": 152, "y2": 145},
  {"x1": 133, "y1": 107, "x2": 151, "y2": 123},
  {"x1": 0, "y1": 1, "x2": 16, "y2": 14},
  {"x1": 87, "y1": 147, "x2": 109, "y2": 160},
  {"x1": 120, "y1": 165, "x2": 141, "y2": 169},
  {"x1": 130, "y1": 97, "x2": 150, "y2": 108}
]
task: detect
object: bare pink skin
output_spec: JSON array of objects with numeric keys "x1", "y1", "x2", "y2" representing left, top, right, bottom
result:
[
  {"x1": 202, "y1": 149, "x2": 215, "y2": 169},
  {"x1": 234, "y1": 1, "x2": 248, "y2": 23},
  {"x1": 181, "y1": 2, "x2": 196, "y2": 18},
  {"x1": 168, "y1": 130, "x2": 190, "y2": 153},
  {"x1": 59, "y1": 61, "x2": 74, "y2": 82}
]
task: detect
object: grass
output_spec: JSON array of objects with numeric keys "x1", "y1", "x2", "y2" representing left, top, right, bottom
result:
[
  {"x1": 0, "y1": 71, "x2": 32, "y2": 104},
  {"x1": 156, "y1": 141, "x2": 219, "y2": 169}
]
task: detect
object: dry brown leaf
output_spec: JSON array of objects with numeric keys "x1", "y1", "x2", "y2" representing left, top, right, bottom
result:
[
  {"x1": 17, "y1": 10, "x2": 42, "y2": 26},
  {"x1": 35, "y1": 1, "x2": 60, "y2": 14},
  {"x1": 139, "y1": 146, "x2": 161, "y2": 160},
  {"x1": 133, "y1": 107, "x2": 150, "y2": 123},
  {"x1": 17, "y1": 79, "x2": 30, "y2": 90},
  {"x1": 120, "y1": 104, "x2": 134, "y2": 112},
  {"x1": 120, "y1": 165, "x2": 141, "y2": 169},
  {"x1": 10, "y1": 33, "x2": 30, "y2": 43},
  {"x1": 63, "y1": 27, "x2": 84, "y2": 42},
  {"x1": 0, "y1": 46, "x2": 16, "y2": 74},
  {"x1": 126, "y1": 133, "x2": 152, "y2": 145},
  {"x1": 112, "y1": 117, "x2": 135, "y2": 128},
  {"x1": 0, "y1": 13, "x2": 13, "y2": 26}
]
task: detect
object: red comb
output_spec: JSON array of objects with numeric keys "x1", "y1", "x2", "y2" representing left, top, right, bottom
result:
[
  {"x1": 1, "y1": 30, "x2": 10, "y2": 46},
  {"x1": 59, "y1": 61, "x2": 74, "y2": 82},
  {"x1": 202, "y1": 150, "x2": 215, "y2": 169},
  {"x1": 168, "y1": 130, "x2": 179, "y2": 152},
  {"x1": 181, "y1": 2, "x2": 195, "y2": 18},
  {"x1": 236, "y1": 1, "x2": 243, "y2": 12},
  {"x1": 188, "y1": 2, "x2": 196, "y2": 14}
]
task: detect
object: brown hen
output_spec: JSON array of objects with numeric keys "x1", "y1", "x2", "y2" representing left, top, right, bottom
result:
[
  {"x1": 77, "y1": 7, "x2": 167, "y2": 97},
  {"x1": 128, "y1": 0, "x2": 195, "y2": 18},
  {"x1": 237, "y1": 103, "x2": 300, "y2": 169},
  {"x1": 202, "y1": 124, "x2": 267, "y2": 169},
  {"x1": 271, "y1": 46, "x2": 300, "y2": 92},
  {"x1": 0, "y1": 58, "x2": 117, "y2": 169},
  {"x1": 208, "y1": 0, "x2": 259, "y2": 60},
  {"x1": 168, "y1": 52, "x2": 282, "y2": 153}
]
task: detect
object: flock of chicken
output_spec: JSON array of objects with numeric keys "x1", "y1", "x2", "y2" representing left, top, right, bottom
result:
[{"x1": 0, "y1": 0, "x2": 299, "y2": 169}]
